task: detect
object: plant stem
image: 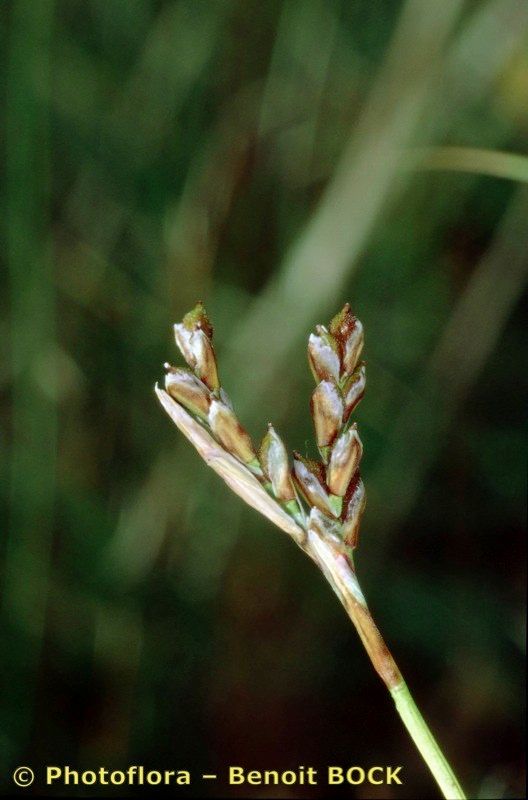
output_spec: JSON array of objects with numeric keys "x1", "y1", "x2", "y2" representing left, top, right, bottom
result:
[
  {"x1": 391, "y1": 682, "x2": 466, "y2": 799},
  {"x1": 304, "y1": 528, "x2": 466, "y2": 800}
]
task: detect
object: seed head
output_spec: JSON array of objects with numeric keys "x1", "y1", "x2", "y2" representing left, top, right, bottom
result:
[
  {"x1": 160, "y1": 301, "x2": 368, "y2": 553},
  {"x1": 327, "y1": 424, "x2": 363, "y2": 497},
  {"x1": 209, "y1": 399, "x2": 256, "y2": 464}
]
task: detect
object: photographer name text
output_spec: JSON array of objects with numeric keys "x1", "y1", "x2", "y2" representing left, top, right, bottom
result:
[{"x1": 14, "y1": 764, "x2": 404, "y2": 789}]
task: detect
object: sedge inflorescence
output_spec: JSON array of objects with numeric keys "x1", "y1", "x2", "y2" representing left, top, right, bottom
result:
[
  {"x1": 159, "y1": 301, "x2": 367, "y2": 552},
  {"x1": 156, "y1": 303, "x2": 468, "y2": 800}
]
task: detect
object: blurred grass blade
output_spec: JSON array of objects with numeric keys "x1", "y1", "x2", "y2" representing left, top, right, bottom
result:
[
  {"x1": 222, "y1": 0, "x2": 466, "y2": 410},
  {"x1": 369, "y1": 187, "x2": 528, "y2": 540},
  {"x1": 415, "y1": 147, "x2": 528, "y2": 183}
]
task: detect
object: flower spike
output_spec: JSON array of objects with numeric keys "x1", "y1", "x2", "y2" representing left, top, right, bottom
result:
[{"x1": 156, "y1": 301, "x2": 467, "y2": 800}]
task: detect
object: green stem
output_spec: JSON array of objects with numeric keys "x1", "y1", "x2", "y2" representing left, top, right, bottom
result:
[{"x1": 391, "y1": 682, "x2": 466, "y2": 800}]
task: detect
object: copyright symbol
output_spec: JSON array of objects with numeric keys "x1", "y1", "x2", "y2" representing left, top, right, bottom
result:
[{"x1": 13, "y1": 767, "x2": 35, "y2": 787}]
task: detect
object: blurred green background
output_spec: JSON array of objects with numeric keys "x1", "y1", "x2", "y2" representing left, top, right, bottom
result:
[{"x1": 1, "y1": 0, "x2": 527, "y2": 798}]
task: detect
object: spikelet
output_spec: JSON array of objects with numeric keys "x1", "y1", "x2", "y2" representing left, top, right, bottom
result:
[
  {"x1": 158, "y1": 301, "x2": 367, "y2": 553},
  {"x1": 259, "y1": 424, "x2": 295, "y2": 501}
]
